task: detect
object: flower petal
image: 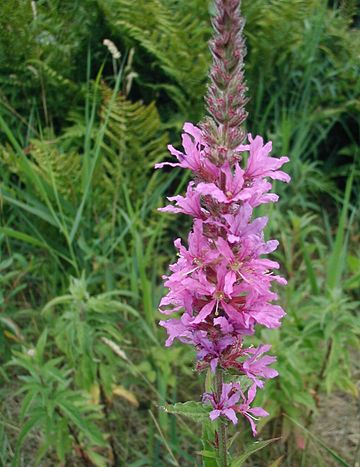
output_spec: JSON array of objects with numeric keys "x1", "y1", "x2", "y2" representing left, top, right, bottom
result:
[
  {"x1": 223, "y1": 408, "x2": 238, "y2": 425},
  {"x1": 210, "y1": 409, "x2": 221, "y2": 421}
]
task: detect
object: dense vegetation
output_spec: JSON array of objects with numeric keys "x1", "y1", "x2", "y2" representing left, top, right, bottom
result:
[{"x1": 0, "y1": 0, "x2": 359, "y2": 465}]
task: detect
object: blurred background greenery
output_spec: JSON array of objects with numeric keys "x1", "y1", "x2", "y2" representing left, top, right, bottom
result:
[{"x1": 0, "y1": 0, "x2": 359, "y2": 465}]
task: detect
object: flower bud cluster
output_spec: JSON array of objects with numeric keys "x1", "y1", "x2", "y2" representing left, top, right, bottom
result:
[{"x1": 202, "y1": 0, "x2": 248, "y2": 151}]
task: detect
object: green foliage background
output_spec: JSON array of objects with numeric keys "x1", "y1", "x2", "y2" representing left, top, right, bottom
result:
[{"x1": 0, "y1": 0, "x2": 359, "y2": 466}]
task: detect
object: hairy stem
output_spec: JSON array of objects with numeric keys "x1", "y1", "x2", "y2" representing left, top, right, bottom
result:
[
  {"x1": 216, "y1": 370, "x2": 227, "y2": 467},
  {"x1": 98, "y1": 377, "x2": 118, "y2": 465},
  {"x1": 306, "y1": 338, "x2": 333, "y2": 427},
  {"x1": 55, "y1": 407, "x2": 92, "y2": 467}
]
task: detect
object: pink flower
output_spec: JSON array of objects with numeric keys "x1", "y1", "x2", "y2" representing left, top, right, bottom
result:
[
  {"x1": 155, "y1": 123, "x2": 203, "y2": 172},
  {"x1": 194, "y1": 331, "x2": 234, "y2": 372},
  {"x1": 159, "y1": 318, "x2": 193, "y2": 347},
  {"x1": 234, "y1": 384, "x2": 269, "y2": 436},
  {"x1": 203, "y1": 383, "x2": 242, "y2": 425},
  {"x1": 159, "y1": 182, "x2": 206, "y2": 218},
  {"x1": 222, "y1": 202, "x2": 267, "y2": 243},
  {"x1": 196, "y1": 162, "x2": 247, "y2": 204},
  {"x1": 155, "y1": 123, "x2": 219, "y2": 181},
  {"x1": 157, "y1": 121, "x2": 289, "y2": 433},
  {"x1": 172, "y1": 220, "x2": 219, "y2": 277},
  {"x1": 203, "y1": 383, "x2": 269, "y2": 434},
  {"x1": 244, "y1": 134, "x2": 291, "y2": 183},
  {"x1": 242, "y1": 345, "x2": 278, "y2": 388}
]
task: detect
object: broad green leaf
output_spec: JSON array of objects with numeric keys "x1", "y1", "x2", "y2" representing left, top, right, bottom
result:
[{"x1": 162, "y1": 401, "x2": 211, "y2": 422}]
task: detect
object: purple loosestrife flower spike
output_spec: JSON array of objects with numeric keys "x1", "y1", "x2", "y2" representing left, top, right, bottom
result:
[{"x1": 155, "y1": 0, "x2": 290, "y2": 439}]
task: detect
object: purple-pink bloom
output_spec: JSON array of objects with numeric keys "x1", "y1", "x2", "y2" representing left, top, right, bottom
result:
[
  {"x1": 244, "y1": 134, "x2": 291, "y2": 183},
  {"x1": 194, "y1": 331, "x2": 234, "y2": 373},
  {"x1": 155, "y1": 123, "x2": 220, "y2": 181},
  {"x1": 156, "y1": 121, "x2": 289, "y2": 436},
  {"x1": 203, "y1": 383, "x2": 241, "y2": 425},
  {"x1": 242, "y1": 345, "x2": 278, "y2": 388},
  {"x1": 196, "y1": 162, "x2": 247, "y2": 204},
  {"x1": 234, "y1": 384, "x2": 269, "y2": 436},
  {"x1": 203, "y1": 383, "x2": 269, "y2": 435},
  {"x1": 159, "y1": 182, "x2": 205, "y2": 218},
  {"x1": 172, "y1": 219, "x2": 219, "y2": 277}
]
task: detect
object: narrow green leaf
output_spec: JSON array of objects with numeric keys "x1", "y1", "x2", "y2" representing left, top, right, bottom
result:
[
  {"x1": 35, "y1": 329, "x2": 48, "y2": 364},
  {"x1": 55, "y1": 417, "x2": 71, "y2": 464},
  {"x1": 42, "y1": 295, "x2": 73, "y2": 315},
  {"x1": 326, "y1": 171, "x2": 354, "y2": 290},
  {"x1": 35, "y1": 439, "x2": 53, "y2": 467},
  {"x1": 87, "y1": 450, "x2": 109, "y2": 467},
  {"x1": 299, "y1": 234, "x2": 319, "y2": 295},
  {"x1": 12, "y1": 413, "x2": 45, "y2": 467},
  {"x1": 0, "y1": 227, "x2": 47, "y2": 249},
  {"x1": 19, "y1": 389, "x2": 38, "y2": 419},
  {"x1": 1, "y1": 194, "x2": 57, "y2": 226},
  {"x1": 230, "y1": 438, "x2": 279, "y2": 467},
  {"x1": 199, "y1": 450, "x2": 217, "y2": 459},
  {"x1": 58, "y1": 402, "x2": 106, "y2": 447},
  {"x1": 343, "y1": 271, "x2": 360, "y2": 290},
  {"x1": 70, "y1": 63, "x2": 121, "y2": 242}
]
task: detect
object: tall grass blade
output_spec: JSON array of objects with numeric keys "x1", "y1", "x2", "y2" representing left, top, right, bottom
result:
[{"x1": 326, "y1": 170, "x2": 354, "y2": 290}]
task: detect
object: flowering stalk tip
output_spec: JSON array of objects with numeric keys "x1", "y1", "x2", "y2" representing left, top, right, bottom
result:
[{"x1": 203, "y1": 0, "x2": 248, "y2": 154}]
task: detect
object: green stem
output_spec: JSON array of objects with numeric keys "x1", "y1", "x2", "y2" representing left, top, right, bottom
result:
[
  {"x1": 216, "y1": 370, "x2": 227, "y2": 467},
  {"x1": 306, "y1": 338, "x2": 333, "y2": 427}
]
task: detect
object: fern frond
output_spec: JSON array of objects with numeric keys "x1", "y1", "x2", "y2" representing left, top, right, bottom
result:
[
  {"x1": 1, "y1": 140, "x2": 81, "y2": 201},
  {"x1": 30, "y1": 140, "x2": 82, "y2": 199},
  {"x1": 100, "y1": 85, "x2": 168, "y2": 201},
  {"x1": 26, "y1": 60, "x2": 77, "y2": 91}
]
